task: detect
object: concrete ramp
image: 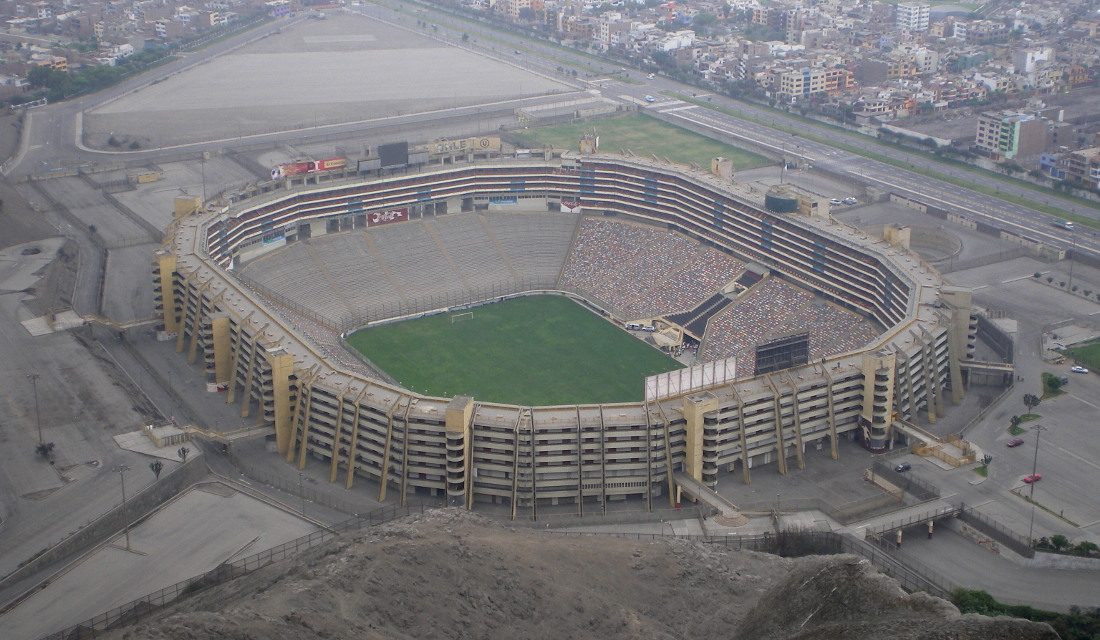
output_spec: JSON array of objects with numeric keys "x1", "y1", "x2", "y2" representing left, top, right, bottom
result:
[{"x1": 674, "y1": 472, "x2": 748, "y2": 526}]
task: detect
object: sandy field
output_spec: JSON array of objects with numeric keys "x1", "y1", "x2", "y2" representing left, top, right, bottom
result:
[{"x1": 84, "y1": 13, "x2": 568, "y2": 148}]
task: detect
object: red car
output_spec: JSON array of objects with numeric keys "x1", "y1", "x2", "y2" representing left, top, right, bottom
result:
[
  {"x1": 1023, "y1": 473, "x2": 1043, "y2": 484},
  {"x1": 1006, "y1": 438, "x2": 1025, "y2": 448}
]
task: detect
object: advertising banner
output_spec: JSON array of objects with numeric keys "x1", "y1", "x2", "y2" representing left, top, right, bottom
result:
[
  {"x1": 560, "y1": 199, "x2": 582, "y2": 213},
  {"x1": 367, "y1": 208, "x2": 408, "y2": 227}
]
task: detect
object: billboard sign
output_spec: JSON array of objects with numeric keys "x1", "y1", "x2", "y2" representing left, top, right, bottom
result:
[
  {"x1": 429, "y1": 136, "x2": 502, "y2": 156},
  {"x1": 271, "y1": 157, "x2": 346, "y2": 179},
  {"x1": 271, "y1": 162, "x2": 311, "y2": 180},
  {"x1": 378, "y1": 141, "x2": 410, "y2": 167},
  {"x1": 312, "y1": 157, "x2": 346, "y2": 172},
  {"x1": 367, "y1": 208, "x2": 408, "y2": 227},
  {"x1": 560, "y1": 199, "x2": 582, "y2": 213},
  {"x1": 645, "y1": 357, "x2": 736, "y2": 401}
]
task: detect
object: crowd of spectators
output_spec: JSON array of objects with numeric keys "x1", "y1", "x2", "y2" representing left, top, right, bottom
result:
[
  {"x1": 558, "y1": 217, "x2": 744, "y2": 319},
  {"x1": 700, "y1": 277, "x2": 880, "y2": 372}
]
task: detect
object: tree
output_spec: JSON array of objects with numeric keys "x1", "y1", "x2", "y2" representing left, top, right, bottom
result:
[
  {"x1": 461, "y1": 32, "x2": 469, "y2": 42},
  {"x1": 1051, "y1": 534, "x2": 1069, "y2": 551},
  {"x1": 149, "y1": 459, "x2": 163, "y2": 479},
  {"x1": 1023, "y1": 393, "x2": 1040, "y2": 414},
  {"x1": 35, "y1": 442, "x2": 55, "y2": 460},
  {"x1": 178, "y1": 446, "x2": 190, "y2": 462},
  {"x1": 1010, "y1": 415, "x2": 1022, "y2": 430}
]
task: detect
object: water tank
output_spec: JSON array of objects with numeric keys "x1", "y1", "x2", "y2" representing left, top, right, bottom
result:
[{"x1": 764, "y1": 186, "x2": 799, "y2": 213}]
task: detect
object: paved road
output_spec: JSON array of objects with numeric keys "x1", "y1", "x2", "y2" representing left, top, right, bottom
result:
[
  {"x1": 894, "y1": 527, "x2": 1099, "y2": 612},
  {"x1": 644, "y1": 104, "x2": 1100, "y2": 259}
]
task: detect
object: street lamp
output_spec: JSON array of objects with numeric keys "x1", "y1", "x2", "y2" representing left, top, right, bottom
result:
[
  {"x1": 27, "y1": 373, "x2": 41, "y2": 444},
  {"x1": 1026, "y1": 424, "x2": 1048, "y2": 545},
  {"x1": 117, "y1": 465, "x2": 132, "y2": 551}
]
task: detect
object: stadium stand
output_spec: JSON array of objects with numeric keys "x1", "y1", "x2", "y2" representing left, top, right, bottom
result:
[
  {"x1": 700, "y1": 277, "x2": 880, "y2": 372},
  {"x1": 158, "y1": 155, "x2": 979, "y2": 509},
  {"x1": 489, "y1": 212, "x2": 579, "y2": 284},
  {"x1": 559, "y1": 217, "x2": 744, "y2": 319},
  {"x1": 238, "y1": 211, "x2": 582, "y2": 326}
]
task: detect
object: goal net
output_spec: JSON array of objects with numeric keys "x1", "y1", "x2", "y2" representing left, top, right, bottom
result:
[{"x1": 450, "y1": 311, "x2": 474, "y2": 324}]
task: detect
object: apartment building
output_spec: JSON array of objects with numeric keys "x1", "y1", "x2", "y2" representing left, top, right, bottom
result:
[
  {"x1": 974, "y1": 110, "x2": 1050, "y2": 161},
  {"x1": 895, "y1": 3, "x2": 930, "y2": 32}
]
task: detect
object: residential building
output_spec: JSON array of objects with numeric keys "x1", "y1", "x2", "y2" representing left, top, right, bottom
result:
[
  {"x1": 974, "y1": 110, "x2": 1050, "y2": 161},
  {"x1": 895, "y1": 3, "x2": 930, "y2": 33},
  {"x1": 1059, "y1": 147, "x2": 1100, "y2": 190}
]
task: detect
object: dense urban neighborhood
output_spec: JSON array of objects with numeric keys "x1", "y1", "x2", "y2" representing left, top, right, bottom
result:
[{"x1": 442, "y1": 0, "x2": 1100, "y2": 191}]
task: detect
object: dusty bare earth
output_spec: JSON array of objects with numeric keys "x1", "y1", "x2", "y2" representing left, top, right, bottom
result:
[{"x1": 106, "y1": 510, "x2": 1056, "y2": 640}]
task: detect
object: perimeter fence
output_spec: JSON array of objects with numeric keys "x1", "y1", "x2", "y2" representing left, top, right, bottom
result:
[{"x1": 36, "y1": 502, "x2": 429, "y2": 640}]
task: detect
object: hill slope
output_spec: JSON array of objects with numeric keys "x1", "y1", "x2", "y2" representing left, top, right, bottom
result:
[{"x1": 106, "y1": 510, "x2": 1057, "y2": 640}]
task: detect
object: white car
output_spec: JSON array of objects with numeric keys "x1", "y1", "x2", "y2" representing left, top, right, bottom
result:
[
  {"x1": 843, "y1": 197, "x2": 858, "y2": 205},
  {"x1": 647, "y1": 73, "x2": 655, "y2": 79},
  {"x1": 644, "y1": 95, "x2": 656, "y2": 102},
  {"x1": 1071, "y1": 365, "x2": 1089, "y2": 374},
  {"x1": 829, "y1": 198, "x2": 842, "y2": 205}
]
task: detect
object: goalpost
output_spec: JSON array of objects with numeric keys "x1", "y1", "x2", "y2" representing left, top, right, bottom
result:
[{"x1": 450, "y1": 311, "x2": 474, "y2": 324}]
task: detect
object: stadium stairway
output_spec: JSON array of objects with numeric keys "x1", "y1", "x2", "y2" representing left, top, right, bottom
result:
[
  {"x1": 360, "y1": 230, "x2": 412, "y2": 304},
  {"x1": 303, "y1": 241, "x2": 358, "y2": 320},
  {"x1": 422, "y1": 218, "x2": 474, "y2": 294},
  {"x1": 665, "y1": 293, "x2": 734, "y2": 340},
  {"x1": 476, "y1": 214, "x2": 523, "y2": 284}
]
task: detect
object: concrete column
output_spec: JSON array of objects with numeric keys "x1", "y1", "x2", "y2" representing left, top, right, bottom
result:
[
  {"x1": 861, "y1": 351, "x2": 897, "y2": 451},
  {"x1": 175, "y1": 275, "x2": 195, "y2": 354},
  {"x1": 268, "y1": 351, "x2": 295, "y2": 456},
  {"x1": 210, "y1": 314, "x2": 232, "y2": 385},
  {"x1": 445, "y1": 396, "x2": 474, "y2": 509},
  {"x1": 681, "y1": 392, "x2": 717, "y2": 484},
  {"x1": 155, "y1": 252, "x2": 178, "y2": 334}
]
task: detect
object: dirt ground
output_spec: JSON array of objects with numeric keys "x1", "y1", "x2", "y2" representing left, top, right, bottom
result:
[{"x1": 104, "y1": 510, "x2": 1056, "y2": 640}]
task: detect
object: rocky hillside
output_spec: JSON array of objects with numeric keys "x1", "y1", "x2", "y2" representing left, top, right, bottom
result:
[{"x1": 107, "y1": 510, "x2": 1057, "y2": 640}]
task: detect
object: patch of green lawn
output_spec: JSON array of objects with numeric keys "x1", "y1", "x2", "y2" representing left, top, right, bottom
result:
[
  {"x1": 346, "y1": 295, "x2": 682, "y2": 405},
  {"x1": 514, "y1": 113, "x2": 771, "y2": 171}
]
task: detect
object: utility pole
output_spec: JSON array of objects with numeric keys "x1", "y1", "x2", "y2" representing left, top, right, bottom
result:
[
  {"x1": 27, "y1": 373, "x2": 41, "y2": 444},
  {"x1": 118, "y1": 465, "x2": 131, "y2": 552},
  {"x1": 298, "y1": 472, "x2": 306, "y2": 516},
  {"x1": 1067, "y1": 228, "x2": 1077, "y2": 294},
  {"x1": 1026, "y1": 424, "x2": 1048, "y2": 545}
]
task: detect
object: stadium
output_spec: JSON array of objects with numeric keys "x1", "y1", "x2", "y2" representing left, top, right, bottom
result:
[{"x1": 155, "y1": 151, "x2": 978, "y2": 517}]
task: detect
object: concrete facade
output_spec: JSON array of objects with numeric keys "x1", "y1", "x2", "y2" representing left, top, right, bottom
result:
[{"x1": 155, "y1": 156, "x2": 971, "y2": 515}]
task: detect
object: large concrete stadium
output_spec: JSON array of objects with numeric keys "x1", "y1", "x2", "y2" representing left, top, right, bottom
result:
[{"x1": 155, "y1": 152, "x2": 978, "y2": 516}]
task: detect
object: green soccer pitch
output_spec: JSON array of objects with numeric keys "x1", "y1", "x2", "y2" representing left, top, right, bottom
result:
[{"x1": 344, "y1": 295, "x2": 682, "y2": 406}]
